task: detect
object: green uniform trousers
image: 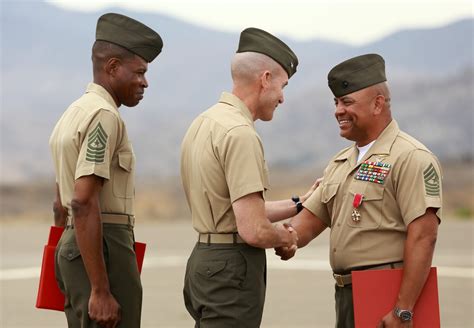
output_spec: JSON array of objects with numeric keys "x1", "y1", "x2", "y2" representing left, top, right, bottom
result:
[
  {"x1": 183, "y1": 242, "x2": 267, "y2": 328},
  {"x1": 335, "y1": 284, "x2": 355, "y2": 328},
  {"x1": 55, "y1": 224, "x2": 142, "y2": 328}
]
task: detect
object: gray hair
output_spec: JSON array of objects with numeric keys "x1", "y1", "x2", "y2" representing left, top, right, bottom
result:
[{"x1": 372, "y1": 81, "x2": 391, "y2": 109}]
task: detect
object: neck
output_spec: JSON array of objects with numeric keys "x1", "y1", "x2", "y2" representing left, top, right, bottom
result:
[
  {"x1": 356, "y1": 118, "x2": 392, "y2": 147},
  {"x1": 232, "y1": 85, "x2": 259, "y2": 121},
  {"x1": 93, "y1": 75, "x2": 121, "y2": 107}
]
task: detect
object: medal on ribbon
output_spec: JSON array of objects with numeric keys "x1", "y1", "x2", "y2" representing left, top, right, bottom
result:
[{"x1": 351, "y1": 193, "x2": 363, "y2": 222}]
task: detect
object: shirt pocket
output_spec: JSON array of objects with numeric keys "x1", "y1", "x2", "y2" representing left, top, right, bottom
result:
[
  {"x1": 113, "y1": 151, "x2": 135, "y2": 199},
  {"x1": 58, "y1": 243, "x2": 81, "y2": 262},
  {"x1": 322, "y1": 183, "x2": 340, "y2": 220},
  {"x1": 347, "y1": 183, "x2": 384, "y2": 228}
]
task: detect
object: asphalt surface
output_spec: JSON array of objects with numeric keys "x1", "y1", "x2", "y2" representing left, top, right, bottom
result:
[{"x1": 1, "y1": 220, "x2": 473, "y2": 328}]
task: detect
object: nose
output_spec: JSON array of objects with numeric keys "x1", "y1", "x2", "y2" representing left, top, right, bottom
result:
[
  {"x1": 335, "y1": 103, "x2": 345, "y2": 117},
  {"x1": 142, "y1": 76, "x2": 148, "y2": 89}
]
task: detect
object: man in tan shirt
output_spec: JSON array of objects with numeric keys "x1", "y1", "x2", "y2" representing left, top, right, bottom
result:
[
  {"x1": 180, "y1": 28, "x2": 317, "y2": 327},
  {"x1": 276, "y1": 54, "x2": 442, "y2": 327},
  {"x1": 49, "y1": 13, "x2": 163, "y2": 327}
]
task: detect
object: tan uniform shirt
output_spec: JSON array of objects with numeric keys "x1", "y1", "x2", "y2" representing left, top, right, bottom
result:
[
  {"x1": 304, "y1": 120, "x2": 442, "y2": 272},
  {"x1": 49, "y1": 83, "x2": 136, "y2": 216},
  {"x1": 180, "y1": 92, "x2": 269, "y2": 233}
]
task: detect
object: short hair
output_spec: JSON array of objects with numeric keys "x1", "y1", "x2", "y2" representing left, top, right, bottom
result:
[
  {"x1": 372, "y1": 81, "x2": 391, "y2": 109},
  {"x1": 231, "y1": 52, "x2": 282, "y2": 84},
  {"x1": 92, "y1": 40, "x2": 136, "y2": 70}
]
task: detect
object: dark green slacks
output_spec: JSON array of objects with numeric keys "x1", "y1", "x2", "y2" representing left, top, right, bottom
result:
[
  {"x1": 335, "y1": 284, "x2": 355, "y2": 328},
  {"x1": 183, "y1": 242, "x2": 267, "y2": 328},
  {"x1": 55, "y1": 224, "x2": 142, "y2": 328}
]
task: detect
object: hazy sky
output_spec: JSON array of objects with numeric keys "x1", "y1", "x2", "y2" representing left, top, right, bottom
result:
[{"x1": 47, "y1": 0, "x2": 473, "y2": 45}]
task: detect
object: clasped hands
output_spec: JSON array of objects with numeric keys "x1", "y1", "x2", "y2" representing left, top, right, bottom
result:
[{"x1": 275, "y1": 223, "x2": 298, "y2": 261}]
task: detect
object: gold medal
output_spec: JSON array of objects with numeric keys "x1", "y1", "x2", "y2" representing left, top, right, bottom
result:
[{"x1": 351, "y1": 208, "x2": 361, "y2": 222}]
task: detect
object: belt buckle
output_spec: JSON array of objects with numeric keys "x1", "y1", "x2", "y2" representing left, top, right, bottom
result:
[{"x1": 333, "y1": 274, "x2": 345, "y2": 287}]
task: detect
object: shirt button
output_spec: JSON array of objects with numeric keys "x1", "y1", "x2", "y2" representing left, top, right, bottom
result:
[
  {"x1": 333, "y1": 248, "x2": 337, "y2": 252},
  {"x1": 337, "y1": 223, "x2": 341, "y2": 227}
]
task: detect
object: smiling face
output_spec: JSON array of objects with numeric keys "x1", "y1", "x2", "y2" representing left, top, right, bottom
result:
[
  {"x1": 257, "y1": 65, "x2": 289, "y2": 121},
  {"x1": 333, "y1": 87, "x2": 381, "y2": 146}
]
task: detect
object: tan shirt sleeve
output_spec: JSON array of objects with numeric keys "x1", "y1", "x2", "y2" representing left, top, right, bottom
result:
[
  {"x1": 75, "y1": 109, "x2": 120, "y2": 180},
  {"x1": 394, "y1": 149, "x2": 443, "y2": 224},
  {"x1": 218, "y1": 126, "x2": 268, "y2": 203},
  {"x1": 303, "y1": 165, "x2": 333, "y2": 227}
]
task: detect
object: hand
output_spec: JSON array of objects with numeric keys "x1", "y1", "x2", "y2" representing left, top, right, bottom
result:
[
  {"x1": 283, "y1": 222, "x2": 298, "y2": 248},
  {"x1": 274, "y1": 245, "x2": 297, "y2": 261},
  {"x1": 377, "y1": 311, "x2": 412, "y2": 328},
  {"x1": 274, "y1": 222, "x2": 298, "y2": 260},
  {"x1": 88, "y1": 289, "x2": 121, "y2": 328},
  {"x1": 53, "y1": 202, "x2": 68, "y2": 227},
  {"x1": 301, "y1": 177, "x2": 323, "y2": 203}
]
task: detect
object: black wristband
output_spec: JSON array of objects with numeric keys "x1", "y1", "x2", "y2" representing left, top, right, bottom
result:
[
  {"x1": 296, "y1": 201, "x2": 303, "y2": 213},
  {"x1": 291, "y1": 196, "x2": 303, "y2": 213}
]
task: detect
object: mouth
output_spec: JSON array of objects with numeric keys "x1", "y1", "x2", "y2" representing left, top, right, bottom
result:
[{"x1": 337, "y1": 118, "x2": 352, "y2": 128}]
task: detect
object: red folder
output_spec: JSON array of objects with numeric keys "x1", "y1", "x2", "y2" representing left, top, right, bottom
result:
[
  {"x1": 36, "y1": 226, "x2": 147, "y2": 311},
  {"x1": 35, "y1": 226, "x2": 65, "y2": 311},
  {"x1": 352, "y1": 267, "x2": 440, "y2": 328}
]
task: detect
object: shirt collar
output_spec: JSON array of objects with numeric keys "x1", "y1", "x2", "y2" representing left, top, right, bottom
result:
[
  {"x1": 85, "y1": 82, "x2": 118, "y2": 111},
  {"x1": 334, "y1": 119, "x2": 400, "y2": 162},
  {"x1": 363, "y1": 119, "x2": 399, "y2": 157},
  {"x1": 218, "y1": 92, "x2": 254, "y2": 126}
]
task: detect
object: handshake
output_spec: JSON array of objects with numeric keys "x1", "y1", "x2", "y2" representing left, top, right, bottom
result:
[{"x1": 274, "y1": 222, "x2": 298, "y2": 261}]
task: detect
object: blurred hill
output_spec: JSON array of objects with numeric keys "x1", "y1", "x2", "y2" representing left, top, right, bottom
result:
[{"x1": 0, "y1": 1, "x2": 473, "y2": 184}]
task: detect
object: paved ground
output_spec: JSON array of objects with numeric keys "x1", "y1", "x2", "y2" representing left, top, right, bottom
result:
[{"x1": 1, "y1": 220, "x2": 473, "y2": 327}]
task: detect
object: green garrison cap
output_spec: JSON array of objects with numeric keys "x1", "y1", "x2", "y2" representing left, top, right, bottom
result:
[
  {"x1": 96, "y1": 13, "x2": 163, "y2": 63},
  {"x1": 328, "y1": 54, "x2": 386, "y2": 97},
  {"x1": 237, "y1": 27, "x2": 298, "y2": 78}
]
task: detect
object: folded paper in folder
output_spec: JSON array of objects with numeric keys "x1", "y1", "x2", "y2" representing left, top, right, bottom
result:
[
  {"x1": 352, "y1": 267, "x2": 440, "y2": 328},
  {"x1": 36, "y1": 226, "x2": 146, "y2": 311}
]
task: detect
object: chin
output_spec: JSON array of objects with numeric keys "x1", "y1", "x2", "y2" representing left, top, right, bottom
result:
[
  {"x1": 339, "y1": 130, "x2": 353, "y2": 141},
  {"x1": 123, "y1": 100, "x2": 141, "y2": 108}
]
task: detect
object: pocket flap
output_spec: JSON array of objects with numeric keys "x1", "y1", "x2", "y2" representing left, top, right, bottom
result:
[
  {"x1": 322, "y1": 183, "x2": 339, "y2": 203},
  {"x1": 196, "y1": 261, "x2": 227, "y2": 278},
  {"x1": 350, "y1": 184, "x2": 384, "y2": 201},
  {"x1": 118, "y1": 152, "x2": 133, "y2": 172},
  {"x1": 58, "y1": 243, "x2": 81, "y2": 261}
]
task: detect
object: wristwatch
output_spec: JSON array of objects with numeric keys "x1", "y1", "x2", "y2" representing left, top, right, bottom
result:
[
  {"x1": 291, "y1": 196, "x2": 303, "y2": 214},
  {"x1": 393, "y1": 307, "x2": 413, "y2": 322}
]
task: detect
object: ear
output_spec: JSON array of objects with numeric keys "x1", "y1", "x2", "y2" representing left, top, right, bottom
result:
[
  {"x1": 105, "y1": 57, "x2": 121, "y2": 77},
  {"x1": 259, "y1": 70, "x2": 272, "y2": 90},
  {"x1": 373, "y1": 95, "x2": 385, "y2": 115}
]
